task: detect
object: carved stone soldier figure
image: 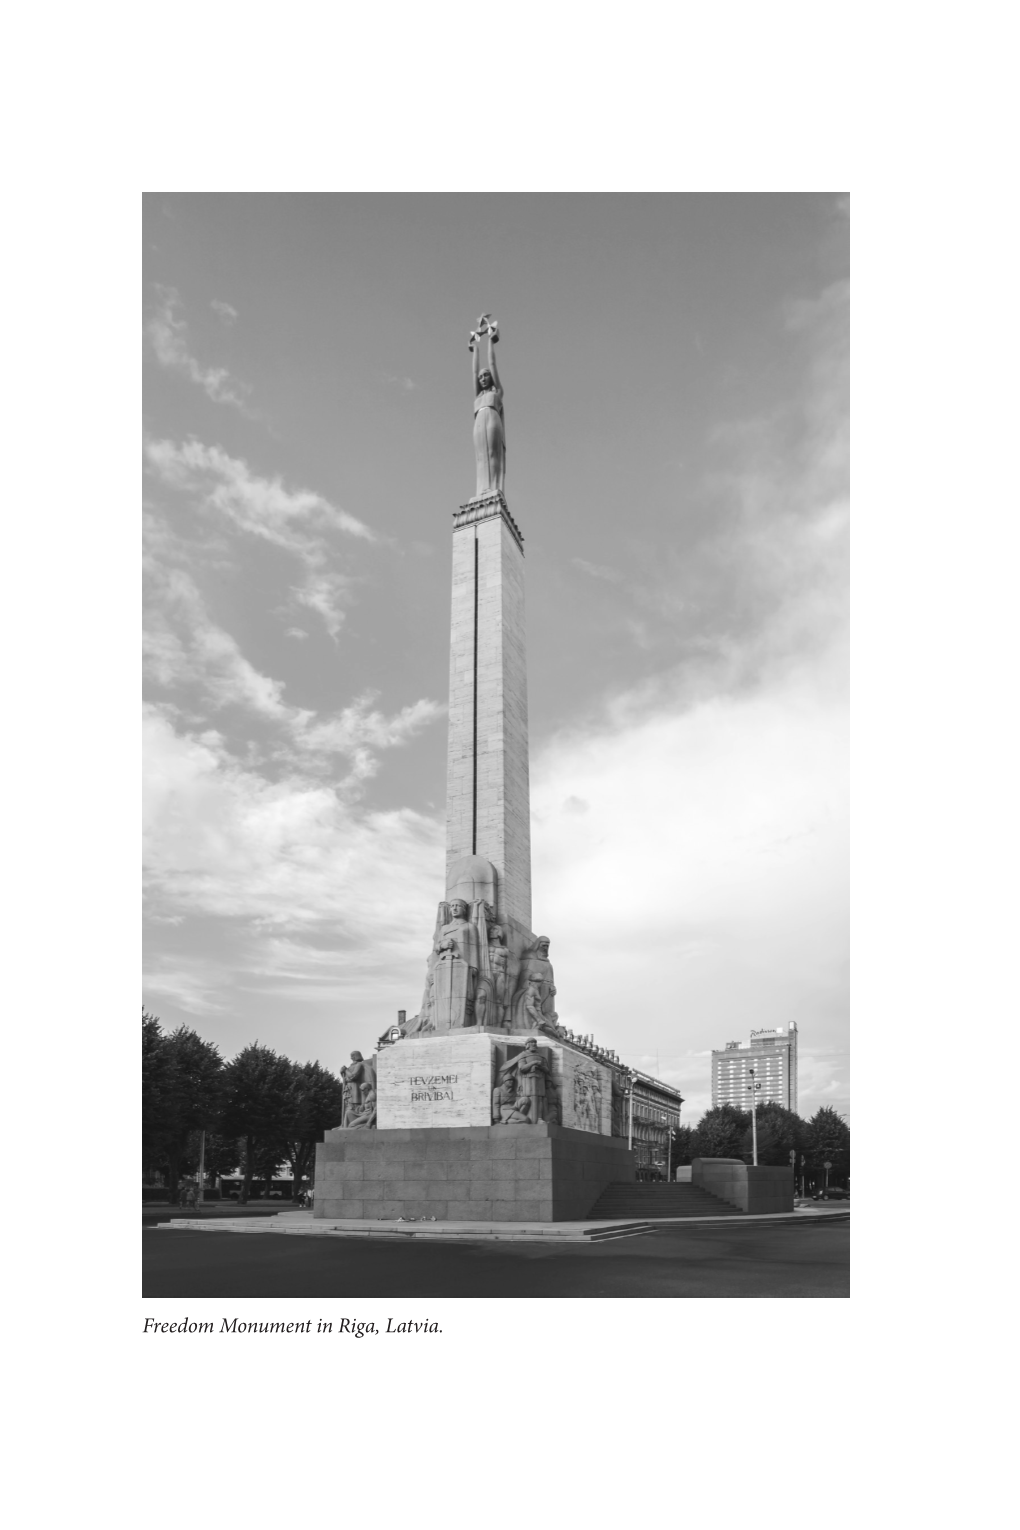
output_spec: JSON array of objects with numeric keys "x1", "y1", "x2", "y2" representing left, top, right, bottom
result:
[
  {"x1": 492, "y1": 1067, "x2": 518, "y2": 1124},
  {"x1": 523, "y1": 973, "x2": 546, "y2": 1029},
  {"x1": 497, "y1": 1039, "x2": 554, "y2": 1125},
  {"x1": 341, "y1": 1051, "x2": 370, "y2": 1127},
  {"x1": 476, "y1": 915, "x2": 509, "y2": 1030},
  {"x1": 489, "y1": 940, "x2": 509, "y2": 1024},
  {"x1": 432, "y1": 898, "x2": 485, "y2": 1029},
  {"x1": 511, "y1": 936, "x2": 558, "y2": 1031}
]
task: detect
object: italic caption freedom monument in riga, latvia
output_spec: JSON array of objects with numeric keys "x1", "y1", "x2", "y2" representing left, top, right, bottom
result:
[{"x1": 315, "y1": 318, "x2": 683, "y2": 1221}]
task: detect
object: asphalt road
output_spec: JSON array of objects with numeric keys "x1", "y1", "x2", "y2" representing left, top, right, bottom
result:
[{"x1": 143, "y1": 1219, "x2": 849, "y2": 1298}]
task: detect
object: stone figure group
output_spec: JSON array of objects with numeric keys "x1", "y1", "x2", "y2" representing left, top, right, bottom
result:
[
  {"x1": 572, "y1": 1064, "x2": 603, "y2": 1133},
  {"x1": 511, "y1": 935, "x2": 558, "y2": 1033},
  {"x1": 341, "y1": 1051, "x2": 377, "y2": 1129},
  {"x1": 491, "y1": 1039, "x2": 559, "y2": 1126},
  {"x1": 404, "y1": 889, "x2": 563, "y2": 1039},
  {"x1": 395, "y1": 848, "x2": 564, "y2": 1037}
]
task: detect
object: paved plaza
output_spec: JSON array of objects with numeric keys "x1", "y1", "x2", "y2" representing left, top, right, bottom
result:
[{"x1": 143, "y1": 1216, "x2": 849, "y2": 1298}]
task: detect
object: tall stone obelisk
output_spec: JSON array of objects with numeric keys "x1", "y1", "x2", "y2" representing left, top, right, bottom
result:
[
  {"x1": 445, "y1": 314, "x2": 531, "y2": 931},
  {"x1": 446, "y1": 492, "x2": 531, "y2": 929}
]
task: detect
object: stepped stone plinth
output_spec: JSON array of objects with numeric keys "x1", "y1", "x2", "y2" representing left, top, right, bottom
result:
[{"x1": 316, "y1": 1123, "x2": 634, "y2": 1224}]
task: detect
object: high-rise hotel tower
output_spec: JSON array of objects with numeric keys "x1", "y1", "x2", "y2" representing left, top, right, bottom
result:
[{"x1": 711, "y1": 1024, "x2": 799, "y2": 1112}]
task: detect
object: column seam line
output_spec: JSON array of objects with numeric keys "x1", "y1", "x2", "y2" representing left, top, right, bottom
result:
[{"x1": 477, "y1": 532, "x2": 480, "y2": 856}]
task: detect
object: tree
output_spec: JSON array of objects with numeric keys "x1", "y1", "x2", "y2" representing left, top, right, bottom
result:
[
  {"x1": 142, "y1": 1011, "x2": 174, "y2": 1180},
  {"x1": 161, "y1": 1026, "x2": 225, "y2": 1203},
  {"x1": 198, "y1": 1131, "x2": 244, "y2": 1185},
  {"x1": 220, "y1": 1044, "x2": 295, "y2": 1203},
  {"x1": 690, "y1": 1104, "x2": 751, "y2": 1161},
  {"x1": 670, "y1": 1124, "x2": 696, "y2": 1166},
  {"x1": 177, "y1": 1129, "x2": 243, "y2": 1187},
  {"x1": 741, "y1": 1102, "x2": 804, "y2": 1166},
  {"x1": 284, "y1": 1061, "x2": 346, "y2": 1202},
  {"x1": 142, "y1": 1013, "x2": 224, "y2": 1199},
  {"x1": 803, "y1": 1106, "x2": 850, "y2": 1187}
]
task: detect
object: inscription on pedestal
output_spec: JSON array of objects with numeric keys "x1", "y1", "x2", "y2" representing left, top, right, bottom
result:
[
  {"x1": 376, "y1": 1035, "x2": 494, "y2": 1129},
  {"x1": 410, "y1": 1073, "x2": 458, "y2": 1102}
]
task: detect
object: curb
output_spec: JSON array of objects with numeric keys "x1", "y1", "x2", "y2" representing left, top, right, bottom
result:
[{"x1": 149, "y1": 1208, "x2": 848, "y2": 1243}]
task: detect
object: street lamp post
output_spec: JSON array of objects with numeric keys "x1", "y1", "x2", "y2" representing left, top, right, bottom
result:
[
  {"x1": 747, "y1": 1066, "x2": 762, "y2": 1166},
  {"x1": 197, "y1": 1129, "x2": 206, "y2": 1212},
  {"x1": 664, "y1": 1114, "x2": 671, "y2": 1183},
  {"x1": 627, "y1": 1073, "x2": 635, "y2": 1152}
]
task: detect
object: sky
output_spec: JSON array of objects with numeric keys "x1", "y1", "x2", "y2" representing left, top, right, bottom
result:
[{"x1": 142, "y1": 193, "x2": 849, "y2": 1124}]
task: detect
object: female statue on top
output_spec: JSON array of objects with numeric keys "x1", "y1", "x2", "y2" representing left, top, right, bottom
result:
[{"x1": 469, "y1": 314, "x2": 505, "y2": 498}]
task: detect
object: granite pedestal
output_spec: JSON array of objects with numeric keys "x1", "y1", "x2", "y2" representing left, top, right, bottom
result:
[{"x1": 314, "y1": 1123, "x2": 635, "y2": 1223}]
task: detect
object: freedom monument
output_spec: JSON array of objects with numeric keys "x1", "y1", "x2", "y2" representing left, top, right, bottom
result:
[{"x1": 315, "y1": 318, "x2": 676, "y2": 1221}]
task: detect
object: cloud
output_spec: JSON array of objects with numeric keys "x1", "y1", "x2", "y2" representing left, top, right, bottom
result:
[
  {"x1": 143, "y1": 556, "x2": 441, "y2": 778},
  {"x1": 529, "y1": 650, "x2": 849, "y2": 1118},
  {"x1": 144, "y1": 436, "x2": 372, "y2": 637},
  {"x1": 524, "y1": 282, "x2": 850, "y2": 1119},
  {"x1": 144, "y1": 564, "x2": 296, "y2": 722},
  {"x1": 147, "y1": 286, "x2": 250, "y2": 409},
  {"x1": 294, "y1": 569, "x2": 356, "y2": 636},
  {"x1": 143, "y1": 707, "x2": 444, "y2": 959},
  {"x1": 211, "y1": 299, "x2": 238, "y2": 324},
  {"x1": 143, "y1": 961, "x2": 231, "y2": 1016},
  {"x1": 383, "y1": 374, "x2": 417, "y2": 391},
  {"x1": 566, "y1": 279, "x2": 849, "y2": 695},
  {"x1": 144, "y1": 437, "x2": 372, "y2": 546},
  {"x1": 572, "y1": 557, "x2": 625, "y2": 583}
]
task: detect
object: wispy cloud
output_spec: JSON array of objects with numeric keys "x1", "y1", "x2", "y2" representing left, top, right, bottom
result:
[
  {"x1": 144, "y1": 565, "x2": 297, "y2": 724},
  {"x1": 211, "y1": 299, "x2": 238, "y2": 325},
  {"x1": 143, "y1": 557, "x2": 442, "y2": 779},
  {"x1": 147, "y1": 286, "x2": 250, "y2": 410},
  {"x1": 572, "y1": 557, "x2": 625, "y2": 583},
  {"x1": 144, "y1": 436, "x2": 372, "y2": 637},
  {"x1": 143, "y1": 960, "x2": 231, "y2": 1016},
  {"x1": 143, "y1": 706, "x2": 444, "y2": 944},
  {"x1": 570, "y1": 278, "x2": 849, "y2": 692}
]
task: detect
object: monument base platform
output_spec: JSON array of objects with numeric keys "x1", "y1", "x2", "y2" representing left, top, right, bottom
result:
[{"x1": 314, "y1": 1124, "x2": 635, "y2": 1223}]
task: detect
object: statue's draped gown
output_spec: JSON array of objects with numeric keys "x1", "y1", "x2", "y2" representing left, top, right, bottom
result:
[{"x1": 473, "y1": 386, "x2": 505, "y2": 496}]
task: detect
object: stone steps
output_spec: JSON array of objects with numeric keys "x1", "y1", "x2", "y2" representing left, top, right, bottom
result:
[{"x1": 586, "y1": 1183, "x2": 742, "y2": 1218}]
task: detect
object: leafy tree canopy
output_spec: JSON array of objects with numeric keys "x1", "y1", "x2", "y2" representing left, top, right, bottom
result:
[
  {"x1": 220, "y1": 1043, "x2": 296, "y2": 1201},
  {"x1": 670, "y1": 1124, "x2": 696, "y2": 1165},
  {"x1": 220, "y1": 1044, "x2": 295, "y2": 1141},
  {"x1": 142, "y1": 1012, "x2": 175, "y2": 1174},
  {"x1": 690, "y1": 1104, "x2": 751, "y2": 1161},
  {"x1": 803, "y1": 1106, "x2": 850, "y2": 1175},
  {"x1": 741, "y1": 1101, "x2": 803, "y2": 1165}
]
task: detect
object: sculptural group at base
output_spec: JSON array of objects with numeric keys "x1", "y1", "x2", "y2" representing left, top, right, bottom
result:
[
  {"x1": 401, "y1": 855, "x2": 561, "y2": 1039},
  {"x1": 340, "y1": 1052, "x2": 377, "y2": 1129},
  {"x1": 492, "y1": 1038, "x2": 557, "y2": 1124}
]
